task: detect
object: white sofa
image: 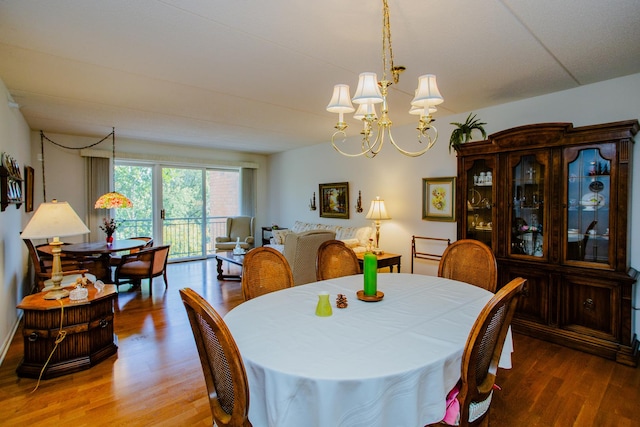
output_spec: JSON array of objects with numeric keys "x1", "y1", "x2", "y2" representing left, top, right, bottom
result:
[{"x1": 268, "y1": 221, "x2": 373, "y2": 254}]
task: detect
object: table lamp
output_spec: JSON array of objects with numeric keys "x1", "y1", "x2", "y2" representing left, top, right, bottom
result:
[
  {"x1": 365, "y1": 196, "x2": 391, "y2": 255},
  {"x1": 21, "y1": 200, "x2": 90, "y2": 300}
]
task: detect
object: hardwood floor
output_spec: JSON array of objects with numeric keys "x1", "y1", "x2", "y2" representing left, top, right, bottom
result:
[{"x1": 1, "y1": 259, "x2": 638, "y2": 426}]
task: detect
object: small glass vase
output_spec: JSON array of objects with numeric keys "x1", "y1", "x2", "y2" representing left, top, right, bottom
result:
[{"x1": 106, "y1": 235, "x2": 114, "y2": 244}]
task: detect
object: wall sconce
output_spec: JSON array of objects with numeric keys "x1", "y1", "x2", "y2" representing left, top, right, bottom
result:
[
  {"x1": 355, "y1": 191, "x2": 363, "y2": 213},
  {"x1": 309, "y1": 192, "x2": 317, "y2": 211}
]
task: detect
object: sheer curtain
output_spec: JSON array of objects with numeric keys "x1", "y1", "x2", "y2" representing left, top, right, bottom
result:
[{"x1": 86, "y1": 156, "x2": 110, "y2": 239}]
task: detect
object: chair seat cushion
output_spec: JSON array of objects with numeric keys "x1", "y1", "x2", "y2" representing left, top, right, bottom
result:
[{"x1": 119, "y1": 260, "x2": 151, "y2": 275}]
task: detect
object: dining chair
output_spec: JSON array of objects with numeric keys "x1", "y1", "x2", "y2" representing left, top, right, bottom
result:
[
  {"x1": 316, "y1": 239, "x2": 361, "y2": 281},
  {"x1": 179, "y1": 288, "x2": 253, "y2": 427},
  {"x1": 241, "y1": 247, "x2": 294, "y2": 301},
  {"x1": 24, "y1": 239, "x2": 91, "y2": 292},
  {"x1": 438, "y1": 276, "x2": 526, "y2": 427},
  {"x1": 438, "y1": 239, "x2": 497, "y2": 293},
  {"x1": 114, "y1": 245, "x2": 170, "y2": 293},
  {"x1": 109, "y1": 236, "x2": 154, "y2": 266}
]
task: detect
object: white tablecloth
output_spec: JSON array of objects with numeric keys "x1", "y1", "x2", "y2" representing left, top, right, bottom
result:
[{"x1": 224, "y1": 273, "x2": 513, "y2": 427}]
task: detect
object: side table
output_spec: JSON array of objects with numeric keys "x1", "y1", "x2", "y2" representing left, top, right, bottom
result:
[
  {"x1": 356, "y1": 252, "x2": 402, "y2": 273},
  {"x1": 16, "y1": 284, "x2": 118, "y2": 379}
]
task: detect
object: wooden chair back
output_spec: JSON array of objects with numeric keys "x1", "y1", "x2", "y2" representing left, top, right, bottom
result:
[
  {"x1": 24, "y1": 239, "x2": 82, "y2": 291},
  {"x1": 456, "y1": 277, "x2": 526, "y2": 427},
  {"x1": 438, "y1": 239, "x2": 498, "y2": 292},
  {"x1": 179, "y1": 288, "x2": 252, "y2": 427},
  {"x1": 316, "y1": 240, "x2": 360, "y2": 281},
  {"x1": 114, "y1": 245, "x2": 170, "y2": 293},
  {"x1": 241, "y1": 247, "x2": 293, "y2": 301}
]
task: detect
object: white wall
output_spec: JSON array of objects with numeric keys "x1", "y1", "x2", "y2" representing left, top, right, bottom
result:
[
  {"x1": 0, "y1": 78, "x2": 32, "y2": 362},
  {"x1": 28, "y1": 132, "x2": 270, "y2": 242},
  {"x1": 268, "y1": 73, "x2": 640, "y2": 331}
]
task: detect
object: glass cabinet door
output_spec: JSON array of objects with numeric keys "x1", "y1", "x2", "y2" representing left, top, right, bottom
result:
[
  {"x1": 464, "y1": 158, "x2": 494, "y2": 248},
  {"x1": 509, "y1": 153, "x2": 547, "y2": 258},
  {"x1": 565, "y1": 147, "x2": 611, "y2": 265}
]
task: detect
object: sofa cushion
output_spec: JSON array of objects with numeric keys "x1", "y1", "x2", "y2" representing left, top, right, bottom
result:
[{"x1": 271, "y1": 229, "x2": 291, "y2": 245}]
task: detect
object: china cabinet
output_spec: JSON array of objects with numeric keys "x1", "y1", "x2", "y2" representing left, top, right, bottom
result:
[{"x1": 456, "y1": 120, "x2": 639, "y2": 365}]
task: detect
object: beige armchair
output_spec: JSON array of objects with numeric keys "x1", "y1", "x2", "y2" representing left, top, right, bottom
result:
[
  {"x1": 215, "y1": 216, "x2": 255, "y2": 251},
  {"x1": 283, "y1": 230, "x2": 336, "y2": 286}
]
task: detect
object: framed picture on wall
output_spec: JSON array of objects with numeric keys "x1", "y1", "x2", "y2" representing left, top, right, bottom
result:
[
  {"x1": 319, "y1": 182, "x2": 349, "y2": 219},
  {"x1": 24, "y1": 165, "x2": 34, "y2": 212},
  {"x1": 423, "y1": 177, "x2": 456, "y2": 221}
]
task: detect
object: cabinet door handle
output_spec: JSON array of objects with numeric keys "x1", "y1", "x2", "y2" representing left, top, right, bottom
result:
[
  {"x1": 28, "y1": 332, "x2": 39, "y2": 342},
  {"x1": 99, "y1": 319, "x2": 109, "y2": 328},
  {"x1": 583, "y1": 298, "x2": 594, "y2": 311}
]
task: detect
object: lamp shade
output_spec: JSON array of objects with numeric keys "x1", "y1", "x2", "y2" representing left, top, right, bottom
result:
[
  {"x1": 352, "y1": 72, "x2": 383, "y2": 105},
  {"x1": 365, "y1": 196, "x2": 391, "y2": 220},
  {"x1": 21, "y1": 200, "x2": 90, "y2": 239},
  {"x1": 353, "y1": 102, "x2": 378, "y2": 120},
  {"x1": 327, "y1": 84, "x2": 356, "y2": 114},
  {"x1": 411, "y1": 74, "x2": 444, "y2": 107},
  {"x1": 94, "y1": 191, "x2": 133, "y2": 209}
]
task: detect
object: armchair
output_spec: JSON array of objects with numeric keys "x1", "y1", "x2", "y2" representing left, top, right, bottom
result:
[
  {"x1": 283, "y1": 230, "x2": 336, "y2": 286},
  {"x1": 215, "y1": 216, "x2": 255, "y2": 251}
]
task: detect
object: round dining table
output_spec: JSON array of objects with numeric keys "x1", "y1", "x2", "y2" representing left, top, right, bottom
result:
[
  {"x1": 224, "y1": 273, "x2": 513, "y2": 427},
  {"x1": 61, "y1": 239, "x2": 147, "y2": 282}
]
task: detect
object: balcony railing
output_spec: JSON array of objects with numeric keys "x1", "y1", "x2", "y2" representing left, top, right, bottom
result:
[{"x1": 117, "y1": 216, "x2": 229, "y2": 259}]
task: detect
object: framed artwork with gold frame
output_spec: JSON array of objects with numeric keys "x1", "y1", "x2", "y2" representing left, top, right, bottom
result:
[
  {"x1": 319, "y1": 182, "x2": 349, "y2": 219},
  {"x1": 423, "y1": 177, "x2": 456, "y2": 221}
]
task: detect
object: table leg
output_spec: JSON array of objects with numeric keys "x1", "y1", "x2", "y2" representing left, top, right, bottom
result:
[{"x1": 216, "y1": 257, "x2": 225, "y2": 280}]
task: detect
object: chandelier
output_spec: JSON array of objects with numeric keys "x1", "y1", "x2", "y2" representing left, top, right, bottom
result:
[{"x1": 326, "y1": 0, "x2": 443, "y2": 158}]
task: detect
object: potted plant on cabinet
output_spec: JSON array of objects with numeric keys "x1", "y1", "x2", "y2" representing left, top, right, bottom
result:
[{"x1": 449, "y1": 113, "x2": 487, "y2": 153}]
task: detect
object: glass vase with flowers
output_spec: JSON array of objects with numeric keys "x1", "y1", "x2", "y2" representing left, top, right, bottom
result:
[{"x1": 99, "y1": 217, "x2": 122, "y2": 244}]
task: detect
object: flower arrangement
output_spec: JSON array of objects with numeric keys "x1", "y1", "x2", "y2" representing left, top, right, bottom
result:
[{"x1": 99, "y1": 217, "x2": 122, "y2": 236}]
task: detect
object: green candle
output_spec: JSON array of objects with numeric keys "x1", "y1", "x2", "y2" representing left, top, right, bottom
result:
[{"x1": 363, "y1": 252, "x2": 378, "y2": 296}]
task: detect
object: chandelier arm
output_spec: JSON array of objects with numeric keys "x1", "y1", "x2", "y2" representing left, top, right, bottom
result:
[
  {"x1": 387, "y1": 124, "x2": 439, "y2": 157},
  {"x1": 331, "y1": 131, "x2": 376, "y2": 157}
]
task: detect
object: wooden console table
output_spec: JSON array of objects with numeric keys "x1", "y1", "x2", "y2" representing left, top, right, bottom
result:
[
  {"x1": 357, "y1": 252, "x2": 402, "y2": 273},
  {"x1": 16, "y1": 284, "x2": 118, "y2": 379}
]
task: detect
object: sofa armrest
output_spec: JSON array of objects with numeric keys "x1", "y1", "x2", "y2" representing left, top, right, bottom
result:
[
  {"x1": 215, "y1": 237, "x2": 231, "y2": 243},
  {"x1": 245, "y1": 236, "x2": 254, "y2": 245}
]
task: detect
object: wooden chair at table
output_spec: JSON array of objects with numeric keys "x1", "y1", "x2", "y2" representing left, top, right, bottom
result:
[
  {"x1": 316, "y1": 239, "x2": 361, "y2": 281},
  {"x1": 241, "y1": 247, "x2": 294, "y2": 301},
  {"x1": 109, "y1": 236, "x2": 153, "y2": 267},
  {"x1": 180, "y1": 288, "x2": 253, "y2": 427},
  {"x1": 114, "y1": 245, "x2": 170, "y2": 293},
  {"x1": 438, "y1": 239, "x2": 498, "y2": 293},
  {"x1": 432, "y1": 277, "x2": 526, "y2": 427},
  {"x1": 24, "y1": 239, "x2": 95, "y2": 292}
]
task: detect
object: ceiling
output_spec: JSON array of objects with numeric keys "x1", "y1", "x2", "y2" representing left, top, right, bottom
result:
[{"x1": 1, "y1": 0, "x2": 639, "y2": 155}]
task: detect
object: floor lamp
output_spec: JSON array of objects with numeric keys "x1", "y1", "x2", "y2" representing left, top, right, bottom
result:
[{"x1": 21, "y1": 200, "x2": 90, "y2": 300}]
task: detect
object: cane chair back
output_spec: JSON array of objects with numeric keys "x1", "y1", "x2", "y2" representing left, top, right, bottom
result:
[
  {"x1": 241, "y1": 247, "x2": 294, "y2": 301},
  {"x1": 316, "y1": 240, "x2": 361, "y2": 281},
  {"x1": 180, "y1": 288, "x2": 252, "y2": 427},
  {"x1": 438, "y1": 239, "x2": 498, "y2": 292},
  {"x1": 455, "y1": 277, "x2": 526, "y2": 427}
]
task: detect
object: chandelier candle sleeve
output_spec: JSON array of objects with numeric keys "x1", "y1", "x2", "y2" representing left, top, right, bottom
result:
[{"x1": 363, "y1": 252, "x2": 378, "y2": 296}]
